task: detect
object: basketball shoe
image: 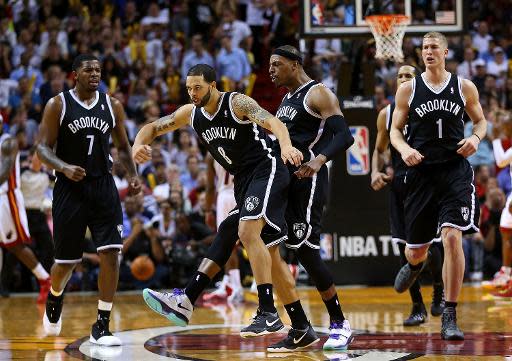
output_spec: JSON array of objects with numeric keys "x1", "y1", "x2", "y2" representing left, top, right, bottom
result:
[
  {"x1": 403, "y1": 302, "x2": 427, "y2": 326},
  {"x1": 323, "y1": 319, "x2": 353, "y2": 350},
  {"x1": 441, "y1": 307, "x2": 464, "y2": 340},
  {"x1": 240, "y1": 309, "x2": 284, "y2": 337},
  {"x1": 482, "y1": 267, "x2": 511, "y2": 290},
  {"x1": 90, "y1": 318, "x2": 122, "y2": 346},
  {"x1": 43, "y1": 293, "x2": 63, "y2": 336},
  {"x1": 267, "y1": 323, "x2": 320, "y2": 352},
  {"x1": 431, "y1": 282, "x2": 445, "y2": 316},
  {"x1": 394, "y1": 261, "x2": 428, "y2": 293},
  {"x1": 37, "y1": 278, "x2": 51, "y2": 304},
  {"x1": 490, "y1": 280, "x2": 512, "y2": 300},
  {"x1": 143, "y1": 288, "x2": 193, "y2": 327},
  {"x1": 202, "y1": 276, "x2": 229, "y2": 302}
]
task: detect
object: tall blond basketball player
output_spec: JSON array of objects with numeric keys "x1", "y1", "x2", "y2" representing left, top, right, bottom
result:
[
  {"x1": 203, "y1": 154, "x2": 244, "y2": 303},
  {"x1": 0, "y1": 130, "x2": 51, "y2": 303}
]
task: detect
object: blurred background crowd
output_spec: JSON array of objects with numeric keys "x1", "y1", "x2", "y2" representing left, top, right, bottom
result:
[{"x1": 1, "y1": 0, "x2": 512, "y2": 294}]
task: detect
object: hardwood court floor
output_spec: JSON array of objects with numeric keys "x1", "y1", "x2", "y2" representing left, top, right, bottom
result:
[{"x1": 0, "y1": 285, "x2": 511, "y2": 360}]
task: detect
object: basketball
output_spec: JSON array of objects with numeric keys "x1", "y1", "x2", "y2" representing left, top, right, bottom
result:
[{"x1": 130, "y1": 256, "x2": 155, "y2": 281}]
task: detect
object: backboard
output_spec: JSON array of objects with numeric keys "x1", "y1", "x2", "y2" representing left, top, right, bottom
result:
[{"x1": 301, "y1": 0, "x2": 465, "y2": 37}]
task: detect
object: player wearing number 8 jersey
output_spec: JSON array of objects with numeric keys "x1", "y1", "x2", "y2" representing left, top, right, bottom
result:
[
  {"x1": 390, "y1": 32, "x2": 487, "y2": 340},
  {"x1": 37, "y1": 54, "x2": 141, "y2": 345},
  {"x1": 134, "y1": 64, "x2": 312, "y2": 341}
]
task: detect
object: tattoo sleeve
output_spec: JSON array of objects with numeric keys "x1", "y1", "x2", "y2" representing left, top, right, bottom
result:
[
  {"x1": 154, "y1": 111, "x2": 178, "y2": 135},
  {"x1": 36, "y1": 144, "x2": 67, "y2": 172},
  {"x1": 232, "y1": 94, "x2": 272, "y2": 126}
]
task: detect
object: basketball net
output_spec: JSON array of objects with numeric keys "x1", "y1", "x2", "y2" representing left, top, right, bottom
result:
[{"x1": 366, "y1": 15, "x2": 410, "y2": 63}]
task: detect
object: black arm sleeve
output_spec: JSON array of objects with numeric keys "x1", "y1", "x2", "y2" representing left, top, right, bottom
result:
[{"x1": 319, "y1": 115, "x2": 354, "y2": 161}]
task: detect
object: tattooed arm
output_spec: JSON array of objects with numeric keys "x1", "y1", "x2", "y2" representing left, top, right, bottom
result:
[
  {"x1": 0, "y1": 137, "x2": 18, "y2": 185},
  {"x1": 132, "y1": 104, "x2": 193, "y2": 164},
  {"x1": 36, "y1": 95, "x2": 86, "y2": 182},
  {"x1": 231, "y1": 93, "x2": 303, "y2": 166}
]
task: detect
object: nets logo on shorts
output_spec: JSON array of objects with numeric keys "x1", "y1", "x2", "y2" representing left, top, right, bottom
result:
[
  {"x1": 117, "y1": 224, "x2": 123, "y2": 237},
  {"x1": 293, "y1": 223, "x2": 307, "y2": 239},
  {"x1": 346, "y1": 126, "x2": 369, "y2": 175},
  {"x1": 461, "y1": 207, "x2": 469, "y2": 221},
  {"x1": 244, "y1": 196, "x2": 260, "y2": 212}
]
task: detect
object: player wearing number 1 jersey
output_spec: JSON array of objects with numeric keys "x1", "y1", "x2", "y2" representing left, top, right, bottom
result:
[
  {"x1": 37, "y1": 54, "x2": 141, "y2": 346},
  {"x1": 390, "y1": 32, "x2": 487, "y2": 340}
]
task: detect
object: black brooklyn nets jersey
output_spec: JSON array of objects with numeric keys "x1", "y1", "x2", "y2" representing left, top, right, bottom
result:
[
  {"x1": 407, "y1": 73, "x2": 465, "y2": 165},
  {"x1": 56, "y1": 90, "x2": 115, "y2": 178},
  {"x1": 191, "y1": 92, "x2": 274, "y2": 175},
  {"x1": 385, "y1": 102, "x2": 408, "y2": 176},
  {"x1": 276, "y1": 80, "x2": 325, "y2": 159}
]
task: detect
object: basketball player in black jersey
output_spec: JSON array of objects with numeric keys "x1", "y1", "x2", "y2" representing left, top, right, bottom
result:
[
  {"x1": 267, "y1": 46, "x2": 355, "y2": 351},
  {"x1": 36, "y1": 54, "x2": 141, "y2": 346},
  {"x1": 134, "y1": 64, "x2": 321, "y2": 349},
  {"x1": 390, "y1": 32, "x2": 487, "y2": 340},
  {"x1": 371, "y1": 65, "x2": 445, "y2": 327}
]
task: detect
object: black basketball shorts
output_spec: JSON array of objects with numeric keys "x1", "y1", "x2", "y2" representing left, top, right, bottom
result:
[
  {"x1": 404, "y1": 158, "x2": 479, "y2": 247},
  {"x1": 233, "y1": 155, "x2": 289, "y2": 247},
  {"x1": 389, "y1": 174, "x2": 407, "y2": 244},
  {"x1": 284, "y1": 161, "x2": 328, "y2": 250},
  {"x1": 52, "y1": 174, "x2": 123, "y2": 263}
]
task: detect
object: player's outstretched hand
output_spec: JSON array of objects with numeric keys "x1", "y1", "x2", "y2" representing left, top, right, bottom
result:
[
  {"x1": 294, "y1": 157, "x2": 323, "y2": 179},
  {"x1": 133, "y1": 144, "x2": 152, "y2": 164},
  {"x1": 281, "y1": 145, "x2": 303, "y2": 166},
  {"x1": 457, "y1": 135, "x2": 479, "y2": 158},
  {"x1": 401, "y1": 147, "x2": 424, "y2": 167},
  {"x1": 371, "y1": 171, "x2": 392, "y2": 191},
  {"x1": 128, "y1": 176, "x2": 142, "y2": 195},
  {"x1": 62, "y1": 164, "x2": 86, "y2": 182}
]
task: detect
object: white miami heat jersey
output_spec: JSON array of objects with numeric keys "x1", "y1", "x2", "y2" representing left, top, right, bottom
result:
[{"x1": 214, "y1": 160, "x2": 234, "y2": 192}]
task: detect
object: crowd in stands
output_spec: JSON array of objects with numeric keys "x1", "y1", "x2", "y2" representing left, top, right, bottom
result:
[{"x1": 1, "y1": 0, "x2": 512, "y2": 293}]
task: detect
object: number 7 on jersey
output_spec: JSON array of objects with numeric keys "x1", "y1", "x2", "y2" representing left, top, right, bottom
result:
[{"x1": 86, "y1": 135, "x2": 94, "y2": 155}]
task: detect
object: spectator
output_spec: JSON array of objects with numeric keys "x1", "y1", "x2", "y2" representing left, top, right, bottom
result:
[
  {"x1": 9, "y1": 50, "x2": 44, "y2": 91},
  {"x1": 473, "y1": 21, "x2": 493, "y2": 54},
  {"x1": 216, "y1": 35, "x2": 251, "y2": 92},
  {"x1": 181, "y1": 34, "x2": 214, "y2": 80},
  {"x1": 216, "y1": 7, "x2": 252, "y2": 49}
]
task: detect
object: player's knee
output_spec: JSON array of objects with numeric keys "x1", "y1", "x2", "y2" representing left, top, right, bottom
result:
[
  {"x1": 442, "y1": 228, "x2": 462, "y2": 247},
  {"x1": 407, "y1": 247, "x2": 428, "y2": 263},
  {"x1": 237, "y1": 223, "x2": 254, "y2": 246}
]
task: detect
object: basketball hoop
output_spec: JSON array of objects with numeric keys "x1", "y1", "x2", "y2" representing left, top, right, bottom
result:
[{"x1": 366, "y1": 15, "x2": 410, "y2": 63}]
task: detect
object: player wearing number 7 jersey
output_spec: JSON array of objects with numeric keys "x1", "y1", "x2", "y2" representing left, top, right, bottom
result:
[
  {"x1": 36, "y1": 54, "x2": 141, "y2": 345},
  {"x1": 390, "y1": 32, "x2": 487, "y2": 340}
]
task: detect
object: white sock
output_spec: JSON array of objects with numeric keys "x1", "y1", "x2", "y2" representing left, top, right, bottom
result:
[
  {"x1": 50, "y1": 286, "x2": 63, "y2": 297},
  {"x1": 98, "y1": 300, "x2": 113, "y2": 311},
  {"x1": 31, "y1": 263, "x2": 50, "y2": 280},
  {"x1": 502, "y1": 266, "x2": 512, "y2": 276},
  {"x1": 228, "y1": 269, "x2": 242, "y2": 290}
]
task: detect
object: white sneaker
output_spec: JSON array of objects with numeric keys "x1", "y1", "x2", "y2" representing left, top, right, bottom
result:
[
  {"x1": 43, "y1": 310, "x2": 62, "y2": 336},
  {"x1": 143, "y1": 288, "x2": 193, "y2": 326},
  {"x1": 227, "y1": 288, "x2": 244, "y2": 304},
  {"x1": 323, "y1": 319, "x2": 353, "y2": 350},
  {"x1": 202, "y1": 284, "x2": 228, "y2": 301},
  {"x1": 89, "y1": 320, "x2": 122, "y2": 346},
  {"x1": 482, "y1": 268, "x2": 511, "y2": 289}
]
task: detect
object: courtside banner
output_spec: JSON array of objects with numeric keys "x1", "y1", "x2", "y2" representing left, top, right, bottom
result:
[{"x1": 322, "y1": 107, "x2": 401, "y2": 285}]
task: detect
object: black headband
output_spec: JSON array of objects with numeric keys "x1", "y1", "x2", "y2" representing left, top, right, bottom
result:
[{"x1": 272, "y1": 48, "x2": 303, "y2": 65}]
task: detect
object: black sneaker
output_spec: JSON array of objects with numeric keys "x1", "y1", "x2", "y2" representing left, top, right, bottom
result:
[
  {"x1": 431, "y1": 282, "x2": 445, "y2": 316},
  {"x1": 43, "y1": 293, "x2": 64, "y2": 336},
  {"x1": 403, "y1": 302, "x2": 427, "y2": 326},
  {"x1": 240, "y1": 309, "x2": 284, "y2": 338},
  {"x1": 394, "y1": 261, "x2": 427, "y2": 293},
  {"x1": 90, "y1": 320, "x2": 122, "y2": 346},
  {"x1": 441, "y1": 307, "x2": 464, "y2": 340},
  {"x1": 267, "y1": 323, "x2": 320, "y2": 352}
]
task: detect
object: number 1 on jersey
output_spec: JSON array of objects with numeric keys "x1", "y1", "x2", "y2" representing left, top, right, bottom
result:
[
  {"x1": 86, "y1": 135, "x2": 94, "y2": 155},
  {"x1": 436, "y1": 119, "x2": 443, "y2": 139}
]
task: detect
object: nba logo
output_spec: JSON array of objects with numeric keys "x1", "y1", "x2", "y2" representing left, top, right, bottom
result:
[
  {"x1": 346, "y1": 126, "x2": 369, "y2": 175},
  {"x1": 311, "y1": 0, "x2": 324, "y2": 25}
]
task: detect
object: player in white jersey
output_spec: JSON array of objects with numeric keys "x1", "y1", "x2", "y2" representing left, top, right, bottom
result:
[
  {"x1": 202, "y1": 154, "x2": 244, "y2": 303},
  {"x1": 488, "y1": 114, "x2": 512, "y2": 294},
  {"x1": 0, "y1": 131, "x2": 51, "y2": 303}
]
